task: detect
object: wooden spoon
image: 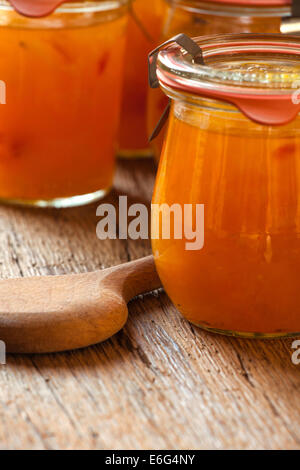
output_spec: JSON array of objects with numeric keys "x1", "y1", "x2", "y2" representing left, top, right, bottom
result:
[{"x1": 0, "y1": 256, "x2": 161, "y2": 354}]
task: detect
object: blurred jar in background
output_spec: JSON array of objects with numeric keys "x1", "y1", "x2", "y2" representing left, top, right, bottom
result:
[
  {"x1": 118, "y1": 0, "x2": 166, "y2": 158},
  {"x1": 148, "y1": 0, "x2": 292, "y2": 162},
  {"x1": 0, "y1": 0, "x2": 129, "y2": 207}
]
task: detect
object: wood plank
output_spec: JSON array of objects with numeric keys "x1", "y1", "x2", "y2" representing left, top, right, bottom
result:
[{"x1": 0, "y1": 159, "x2": 299, "y2": 450}]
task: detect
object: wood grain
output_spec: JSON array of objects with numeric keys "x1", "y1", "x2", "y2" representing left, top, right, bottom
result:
[{"x1": 0, "y1": 159, "x2": 299, "y2": 450}]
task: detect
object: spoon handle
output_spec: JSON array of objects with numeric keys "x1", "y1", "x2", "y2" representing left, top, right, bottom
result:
[{"x1": 102, "y1": 255, "x2": 162, "y2": 303}]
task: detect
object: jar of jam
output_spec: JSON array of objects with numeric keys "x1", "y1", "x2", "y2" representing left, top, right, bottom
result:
[
  {"x1": 151, "y1": 34, "x2": 300, "y2": 338},
  {"x1": 118, "y1": 0, "x2": 166, "y2": 157},
  {"x1": 0, "y1": 0, "x2": 129, "y2": 207},
  {"x1": 148, "y1": 0, "x2": 293, "y2": 162}
]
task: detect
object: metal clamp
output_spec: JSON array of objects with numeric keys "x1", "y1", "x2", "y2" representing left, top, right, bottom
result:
[
  {"x1": 281, "y1": 0, "x2": 300, "y2": 34},
  {"x1": 148, "y1": 34, "x2": 204, "y2": 142},
  {"x1": 148, "y1": 33, "x2": 204, "y2": 89}
]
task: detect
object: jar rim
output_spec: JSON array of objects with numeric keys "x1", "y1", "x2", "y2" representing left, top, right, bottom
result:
[
  {"x1": 158, "y1": 34, "x2": 300, "y2": 92},
  {"x1": 156, "y1": 33, "x2": 300, "y2": 125},
  {"x1": 165, "y1": 0, "x2": 291, "y2": 18}
]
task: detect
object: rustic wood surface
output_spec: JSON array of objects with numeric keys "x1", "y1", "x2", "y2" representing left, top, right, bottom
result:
[{"x1": 0, "y1": 159, "x2": 299, "y2": 450}]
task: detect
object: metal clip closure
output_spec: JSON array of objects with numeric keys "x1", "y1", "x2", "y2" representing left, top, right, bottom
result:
[
  {"x1": 148, "y1": 34, "x2": 204, "y2": 141},
  {"x1": 148, "y1": 34, "x2": 204, "y2": 89},
  {"x1": 281, "y1": 0, "x2": 300, "y2": 34},
  {"x1": 148, "y1": 99, "x2": 171, "y2": 142}
]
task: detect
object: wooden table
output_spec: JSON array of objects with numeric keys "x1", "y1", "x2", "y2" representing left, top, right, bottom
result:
[{"x1": 0, "y1": 159, "x2": 299, "y2": 450}]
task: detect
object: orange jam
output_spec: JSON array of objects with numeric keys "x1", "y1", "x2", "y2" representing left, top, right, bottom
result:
[
  {"x1": 0, "y1": 1, "x2": 128, "y2": 207},
  {"x1": 118, "y1": 0, "x2": 166, "y2": 157},
  {"x1": 152, "y1": 35, "x2": 300, "y2": 338},
  {"x1": 147, "y1": 0, "x2": 292, "y2": 162}
]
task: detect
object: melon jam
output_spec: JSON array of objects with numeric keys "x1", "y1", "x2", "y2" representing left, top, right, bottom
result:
[
  {"x1": 118, "y1": 0, "x2": 166, "y2": 157},
  {"x1": 0, "y1": 1, "x2": 129, "y2": 207},
  {"x1": 152, "y1": 34, "x2": 300, "y2": 338},
  {"x1": 148, "y1": 0, "x2": 293, "y2": 162}
]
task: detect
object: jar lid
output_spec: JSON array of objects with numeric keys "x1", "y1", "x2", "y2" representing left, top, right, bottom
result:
[
  {"x1": 154, "y1": 33, "x2": 300, "y2": 126},
  {"x1": 8, "y1": 0, "x2": 66, "y2": 17}
]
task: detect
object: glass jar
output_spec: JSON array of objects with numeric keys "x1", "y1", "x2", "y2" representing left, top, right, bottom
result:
[
  {"x1": 151, "y1": 34, "x2": 300, "y2": 338},
  {"x1": 0, "y1": 0, "x2": 129, "y2": 207},
  {"x1": 118, "y1": 0, "x2": 166, "y2": 157},
  {"x1": 148, "y1": 0, "x2": 292, "y2": 162}
]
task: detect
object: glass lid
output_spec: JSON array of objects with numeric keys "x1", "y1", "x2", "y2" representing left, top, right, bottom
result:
[{"x1": 155, "y1": 33, "x2": 300, "y2": 125}]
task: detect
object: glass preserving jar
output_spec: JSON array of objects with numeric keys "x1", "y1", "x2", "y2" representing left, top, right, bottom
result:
[
  {"x1": 0, "y1": 0, "x2": 129, "y2": 207},
  {"x1": 118, "y1": 0, "x2": 166, "y2": 157},
  {"x1": 151, "y1": 34, "x2": 300, "y2": 338},
  {"x1": 148, "y1": 0, "x2": 293, "y2": 162}
]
